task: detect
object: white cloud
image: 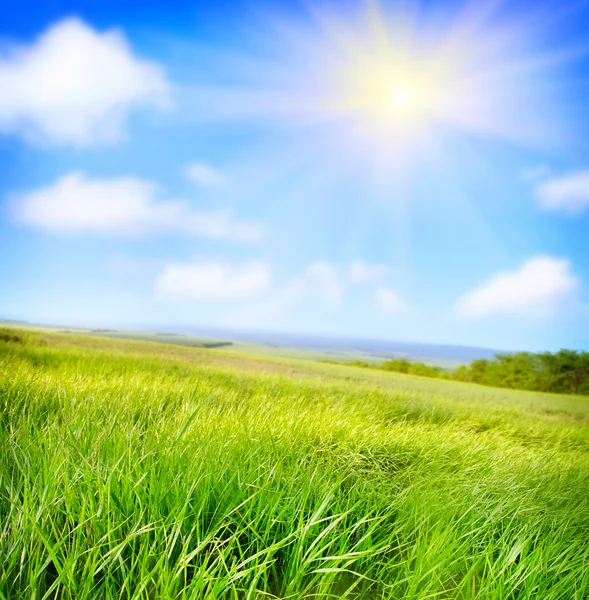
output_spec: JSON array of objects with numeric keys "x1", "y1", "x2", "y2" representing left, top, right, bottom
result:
[
  {"x1": 229, "y1": 260, "x2": 407, "y2": 322},
  {"x1": 108, "y1": 254, "x2": 165, "y2": 276},
  {"x1": 457, "y1": 256, "x2": 579, "y2": 318},
  {"x1": 155, "y1": 261, "x2": 270, "y2": 301},
  {"x1": 273, "y1": 260, "x2": 390, "y2": 310},
  {"x1": 0, "y1": 18, "x2": 169, "y2": 145},
  {"x1": 534, "y1": 170, "x2": 589, "y2": 214},
  {"x1": 8, "y1": 172, "x2": 262, "y2": 242},
  {"x1": 520, "y1": 165, "x2": 551, "y2": 183},
  {"x1": 375, "y1": 286, "x2": 407, "y2": 316},
  {"x1": 305, "y1": 262, "x2": 344, "y2": 305},
  {"x1": 186, "y1": 163, "x2": 227, "y2": 187},
  {"x1": 242, "y1": 262, "x2": 342, "y2": 317},
  {"x1": 348, "y1": 260, "x2": 389, "y2": 284}
]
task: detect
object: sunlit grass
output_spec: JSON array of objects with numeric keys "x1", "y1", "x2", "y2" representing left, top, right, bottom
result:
[{"x1": 1, "y1": 330, "x2": 588, "y2": 598}]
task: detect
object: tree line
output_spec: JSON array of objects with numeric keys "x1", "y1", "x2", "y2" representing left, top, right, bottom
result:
[{"x1": 342, "y1": 350, "x2": 589, "y2": 396}]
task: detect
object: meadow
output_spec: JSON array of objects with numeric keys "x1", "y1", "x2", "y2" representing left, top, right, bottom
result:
[{"x1": 0, "y1": 328, "x2": 588, "y2": 599}]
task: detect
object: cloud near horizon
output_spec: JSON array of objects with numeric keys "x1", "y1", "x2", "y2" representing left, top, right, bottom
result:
[
  {"x1": 206, "y1": 260, "x2": 409, "y2": 326},
  {"x1": 8, "y1": 172, "x2": 262, "y2": 242},
  {"x1": 268, "y1": 261, "x2": 400, "y2": 314},
  {"x1": 155, "y1": 261, "x2": 271, "y2": 301},
  {"x1": 152, "y1": 259, "x2": 407, "y2": 319},
  {"x1": 457, "y1": 256, "x2": 579, "y2": 318},
  {"x1": 0, "y1": 18, "x2": 169, "y2": 146}
]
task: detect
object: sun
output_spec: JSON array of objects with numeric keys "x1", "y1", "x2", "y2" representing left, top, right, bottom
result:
[
  {"x1": 345, "y1": 71, "x2": 435, "y2": 123},
  {"x1": 322, "y1": 33, "x2": 447, "y2": 138},
  {"x1": 391, "y1": 85, "x2": 412, "y2": 110},
  {"x1": 197, "y1": 0, "x2": 566, "y2": 169}
]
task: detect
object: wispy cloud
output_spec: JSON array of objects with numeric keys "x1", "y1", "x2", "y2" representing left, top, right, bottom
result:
[
  {"x1": 235, "y1": 262, "x2": 345, "y2": 319},
  {"x1": 155, "y1": 261, "x2": 270, "y2": 301},
  {"x1": 520, "y1": 164, "x2": 552, "y2": 183},
  {"x1": 226, "y1": 260, "x2": 407, "y2": 325},
  {"x1": 185, "y1": 163, "x2": 227, "y2": 187},
  {"x1": 375, "y1": 286, "x2": 407, "y2": 316},
  {"x1": 0, "y1": 18, "x2": 169, "y2": 146},
  {"x1": 108, "y1": 254, "x2": 166, "y2": 276},
  {"x1": 8, "y1": 172, "x2": 262, "y2": 242},
  {"x1": 457, "y1": 256, "x2": 579, "y2": 318},
  {"x1": 265, "y1": 261, "x2": 394, "y2": 314},
  {"x1": 534, "y1": 170, "x2": 589, "y2": 214},
  {"x1": 348, "y1": 260, "x2": 389, "y2": 284}
]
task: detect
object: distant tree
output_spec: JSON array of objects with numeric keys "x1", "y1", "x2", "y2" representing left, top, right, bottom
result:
[
  {"x1": 468, "y1": 359, "x2": 489, "y2": 384},
  {"x1": 551, "y1": 349, "x2": 589, "y2": 395},
  {"x1": 337, "y1": 347, "x2": 589, "y2": 396},
  {"x1": 381, "y1": 359, "x2": 411, "y2": 373}
]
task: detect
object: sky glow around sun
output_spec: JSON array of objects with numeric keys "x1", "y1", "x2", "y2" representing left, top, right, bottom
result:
[{"x1": 187, "y1": 0, "x2": 577, "y2": 180}]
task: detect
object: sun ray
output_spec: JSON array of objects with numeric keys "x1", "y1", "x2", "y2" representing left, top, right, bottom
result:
[
  {"x1": 179, "y1": 0, "x2": 587, "y2": 261},
  {"x1": 186, "y1": 0, "x2": 585, "y2": 157}
]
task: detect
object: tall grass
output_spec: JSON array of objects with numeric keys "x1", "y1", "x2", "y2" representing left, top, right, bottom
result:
[{"x1": 1, "y1": 330, "x2": 588, "y2": 599}]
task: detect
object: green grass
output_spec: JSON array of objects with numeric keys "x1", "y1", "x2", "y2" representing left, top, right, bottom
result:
[{"x1": 1, "y1": 328, "x2": 588, "y2": 599}]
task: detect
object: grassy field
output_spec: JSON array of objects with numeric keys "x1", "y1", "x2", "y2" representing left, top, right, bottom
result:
[{"x1": 1, "y1": 328, "x2": 588, "y2": 599}]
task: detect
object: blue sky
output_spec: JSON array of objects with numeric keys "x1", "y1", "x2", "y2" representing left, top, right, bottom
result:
[{"x1": 1, "y1": 0, "x2": 589, "y2": 351}]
